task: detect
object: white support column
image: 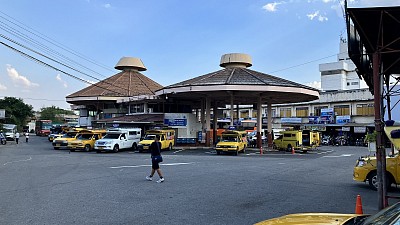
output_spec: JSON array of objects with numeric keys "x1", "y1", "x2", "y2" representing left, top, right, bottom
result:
[
  {"x1": 257, "y1": 95, "x2": 262, "y2": 148},
  {"x1": 201, "y1": 99, "x2": 205, "y2": 131},
  {"x1": 205, "y1": 97, "x2": 211, "y2": 131},
  {"x1": 267, "y1": 102, "x2": 272, "y2": 146},
  {"x1": 230, "y1": 94, "x2": 234, "y2": 126}
]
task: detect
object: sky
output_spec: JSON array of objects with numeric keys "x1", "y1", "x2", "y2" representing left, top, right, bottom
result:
[{"x1": 0, "y1": 0, "x2": 399, "y2": 111}]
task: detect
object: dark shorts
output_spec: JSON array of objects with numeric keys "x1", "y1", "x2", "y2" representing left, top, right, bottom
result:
[{"x1": 152, "y1": 159, "x2": 160, "y2": 170}]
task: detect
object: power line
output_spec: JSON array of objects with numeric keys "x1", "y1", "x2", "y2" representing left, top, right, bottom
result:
[{"x1": 0, "y1": 41, "x2": 128, "y2": 96}]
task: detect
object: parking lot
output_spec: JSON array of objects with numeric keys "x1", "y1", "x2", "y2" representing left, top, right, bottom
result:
[{"x1": 0, "y1": 135, "x2": 398, "y2": 225}]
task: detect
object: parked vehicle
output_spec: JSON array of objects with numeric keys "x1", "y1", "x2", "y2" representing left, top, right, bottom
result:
[
  {"x1": 52, "y1": 129, "x2": 90, "y2": 150},
  {"x1": 94, "y1": 128, "x2": 141, "y2": 153},
  {"x1": 272, "y1": 130, "x2": 320, "y2": 153},
  {"x1": 35, "y1": 120, "x2": 52, "y2": 136},
  {"x1": 68, "y1": 130, "x2": 106, "y2": 152},
  {"x1": 138, "y1": 129, "x2": 175, "y2": 153},
  {"x1": 255, "y1": 201, "x2": 400, "y2": 225},
  {"x1": 3, "y1": 124, "x2": 17, "y2": 141},
  {"x1": 215, "y1": 130, "x2": 247, "y2": 156}
]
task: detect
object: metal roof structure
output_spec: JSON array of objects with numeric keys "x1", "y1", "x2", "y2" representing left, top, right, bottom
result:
[
  {"x1": 347, "y1": 6, "x2": 400, "y2": 93},
  {"x1": 346, "y1": 4, "x2": 400, "y2": 210}
]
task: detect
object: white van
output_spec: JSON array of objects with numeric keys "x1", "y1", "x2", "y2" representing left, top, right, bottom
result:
[
  {"x1": 3, "y1": 124, "x2": 17, "y2": 140},
  {"x1": 94, "y1": 128, "x2": 141, "y2": 153}
]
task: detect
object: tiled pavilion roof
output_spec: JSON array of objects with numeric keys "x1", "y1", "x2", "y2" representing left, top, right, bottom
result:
[{"x1": 67, "y1": 70, "x2": 163, "y2": 98}]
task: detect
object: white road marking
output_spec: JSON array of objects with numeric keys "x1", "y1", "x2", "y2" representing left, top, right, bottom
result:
[
  {"x1": 323, "y1": 154, "x2": 353, "y2": 158},
  {"x1": 110, "y1": 162, "x2": 194, "y2": 169},
  {"x1": 3, "y1": 156, "x2": 32, "y2": 166},
  {"x1": 173, "y1": 149, "x2": 184, "y2": 154}
]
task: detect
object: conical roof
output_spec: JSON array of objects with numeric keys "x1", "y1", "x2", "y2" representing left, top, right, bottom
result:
[
  {"x1": 157, "y1": 53, "x2": 319, "y2": 105},
  {"x1": 67, "y1": 70, "x2": 163, "y2": 99}
]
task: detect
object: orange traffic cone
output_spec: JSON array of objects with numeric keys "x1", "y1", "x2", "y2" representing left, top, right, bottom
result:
[
  {"x1": 292, "y1": 146, "x2": 295, "y2": 154},
  {"x1": 355, "y1": 194, "x2": 363, "y2": 214}
]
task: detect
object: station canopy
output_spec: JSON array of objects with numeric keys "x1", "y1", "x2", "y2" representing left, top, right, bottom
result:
[
  {"x1": 156, "y1": 53, "x2": 319, "y2": 106},
  {"x1": 347, "y1": 6, "x2": 400, "y2": 93}
]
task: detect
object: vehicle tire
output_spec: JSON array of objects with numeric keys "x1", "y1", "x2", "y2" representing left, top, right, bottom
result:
[
  {"x1": 168, "y1": 143, "x2": 172, "y2": 151},
  {"x1": 216, "y1": 151, "x2": 221, "y2": 155},
  {"x1": 84, "y1": 144, "x2": 91, "y2": 152},
  {"x1": 234, "y1": 147, "x2": 239, "y2": 156},
  {"x1": 131, "y1": 143, "x2": 137, "y2": 151},
  {"x1": 368, "y1": 171, "x2": 391, "y2": 190},
  {"x1": 70, "y1": 149, "x2": 75, "y2": 152},
  {"x1": 242, "y1": 146, "x2": 246, "y2": 153},
  {"x1": 287, "y1": 145, "x2": 292, "y2": 152},
  {"x1": 113, "y1": 145, "x2": 119, "y2": 153},
  {"x1": 54, "y1": 147, "x2": 60, "y2": 150},
  {"x1": 1, "y1": 140, "x2": 6, "y2": 145},
  {"x1": 96, "y1": 150, "x2": 101, "y2": 153}
]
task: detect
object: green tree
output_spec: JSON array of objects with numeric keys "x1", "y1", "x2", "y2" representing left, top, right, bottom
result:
[
  {"x1": 0, "y1": 97, "x2": 34, "y2": 128},
  {"x1": 40, "y1": 106, "x2": 74, "y2": 124}
]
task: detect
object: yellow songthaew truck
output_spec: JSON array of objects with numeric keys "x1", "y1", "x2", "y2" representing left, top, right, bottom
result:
[
  {"x1": 215, "y1": 130, "x2": 247, "y2": 156},
  {"x1": 138, "y1": 129, "x2": 175, "y2": 153},
  {"x1": 272, "y1": 130, "x2": 319, "y2": 153},
  {"x1": 68, "y1": 130, "x2": 107, "y2": 152}
]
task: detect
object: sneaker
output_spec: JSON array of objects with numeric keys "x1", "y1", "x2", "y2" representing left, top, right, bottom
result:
[
  {"x1": 156, "y1": 178, "x2": 165, "y2": 183},
  {"x1": 146, "y1": 176, "x2": 152, "y2": 181}
]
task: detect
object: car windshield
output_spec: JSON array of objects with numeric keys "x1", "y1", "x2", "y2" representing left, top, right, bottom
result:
[
  {"x1": 63, "y1": 132, "x2": 77, "y2": 138},
  {"x1": 76, "y1": 134, "x2": 93, "y2": 140},
  {"x1": 221, "y1": 136, "x2": 238, "y2": 142},
  {"x1": 103, "y1": 133, "x2": 120, "y2": 139},
  {"x1": 144, "y1": 135, "x2": 157, "y2": 140},
  {"x1": 361, "y1": 202, "x2": 400, "y2": 225}
]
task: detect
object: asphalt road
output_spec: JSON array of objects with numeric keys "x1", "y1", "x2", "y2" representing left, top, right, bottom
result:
[{"x1": 0, "y1": 136, "x2": 398, "y2": 225}]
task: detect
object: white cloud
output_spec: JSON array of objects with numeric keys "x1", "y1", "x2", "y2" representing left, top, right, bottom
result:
[
  {"x1": 0, "y1": 83, "x2": 7, "y2": 91},
  {"x1": 103, "y1": 3, "x2": 111, "y2": 8},
  {"x1": 56, "y1": 74, "x2": 68, "y2": 88},
  {"x1": 306, "y1": 11, "x2": 328, "y2": 22},
  {"x1": 262, "y1": 2, "x2": 283, "y2": 12},
  {"x1": 305, "y1": 81, "x2": 321, "y2": 89},
  {"x1": 6, "y1": 64, "x2": 39, "y2": 88}
]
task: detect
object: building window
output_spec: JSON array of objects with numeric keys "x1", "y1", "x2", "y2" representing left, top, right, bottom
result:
[
  {"x1": 314, "y1": 106, "x2": 328, "y2": 116},
  {"x1": 351, "y1": 82, "x2": 359, "y2": 85},
  {"x1": 347, "y1": 82, "x2": 350, "y2": 86},
  {"x1": 129, "y1": 104, "x2": 144, "y2": 114},
  {"x1": 296, "y1": 107, "x2": 309, "y2": 117},
  {"x1": 252, "y1": 111, "x2": 257, "y2": 118},
  {"x1": 356, "y1": 104, "x2": 374, "y2": 116},
  {"x1": 280, "y1": 108, "x2": 291, "y2": 117},
  {"x1": 240, "y1": 110, "x2": 249, "y2": 119},
  {"x1": 334, "y1": 105, "x2": 350, "y2": 116}
]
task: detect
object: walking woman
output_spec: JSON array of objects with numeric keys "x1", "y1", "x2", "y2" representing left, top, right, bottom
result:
[{"x1": 146, "y1": 136, "x2": 164, "y2": 183}]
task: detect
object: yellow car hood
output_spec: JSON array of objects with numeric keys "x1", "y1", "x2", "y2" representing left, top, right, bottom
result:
[
  {"x1": 139, "y1": 140, "x2": 153, "y2": 145},
  {"x1": 255, "y1": 213, "x2": 363, "y2": 225}
]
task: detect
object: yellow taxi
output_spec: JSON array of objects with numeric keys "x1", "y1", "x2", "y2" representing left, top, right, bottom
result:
[
  {"x1": 215, "y1": 130, "x2": 247, "y2": 156},
  {"x1": 138, "y1": 129, "x2": 175, "y2": 153},
  {"x1": 52, "y1": 129, "x2": 90, "y2": 150},
  {"x1": 68, "y1": 130, "x2": 106, "y2": 152},
  {"x1": 255, "y1": 201, "x2": 400, "y2": 224}
]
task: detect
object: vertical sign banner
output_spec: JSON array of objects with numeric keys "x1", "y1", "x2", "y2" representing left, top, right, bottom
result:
[
  {"x1": 320, "y1": 108, "x2": 334, "y2": 124},
  {"x1": 0, "y1": 109, "x2": 5, "y2": 119}
]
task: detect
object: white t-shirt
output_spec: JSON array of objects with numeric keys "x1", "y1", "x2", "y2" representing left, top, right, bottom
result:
[{"x1": 15, "y1": 133, "x2": 20, "y2": 138}]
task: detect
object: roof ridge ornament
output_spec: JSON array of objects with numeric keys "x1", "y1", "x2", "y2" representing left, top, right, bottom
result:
[
  {"x1": 220, "y1": 53, "x2": 252, "y2": 68},
  {"x1": 115, "y1": 57, "x2": 147, "y2": 71}
]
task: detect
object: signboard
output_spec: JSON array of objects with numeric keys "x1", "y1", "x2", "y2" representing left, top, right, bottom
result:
[
  {"x1": 320, "y1": 108, "x2": 334, "y2": 124},
  {"x1": 336, "y1": 115, "x2": 350, "y2": 124},
  {"x1": 0, "y1": 109, "x2": 4, "y2": 119},
  {"x1": 164, "y1": 113, "x2": 188, "y2": 127},
  {"x1": 342, "y1": 127, "x2": 351, "y2": 132},
  {"x1": 308, "y1": 116, "x2": 320, "y2": 124},
  {"x1": 354, "y1": 126, "x2": 366, "y2": 133},
  {"x1": 281, "y1": 117, "x2": 302, "y2": 124}
]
